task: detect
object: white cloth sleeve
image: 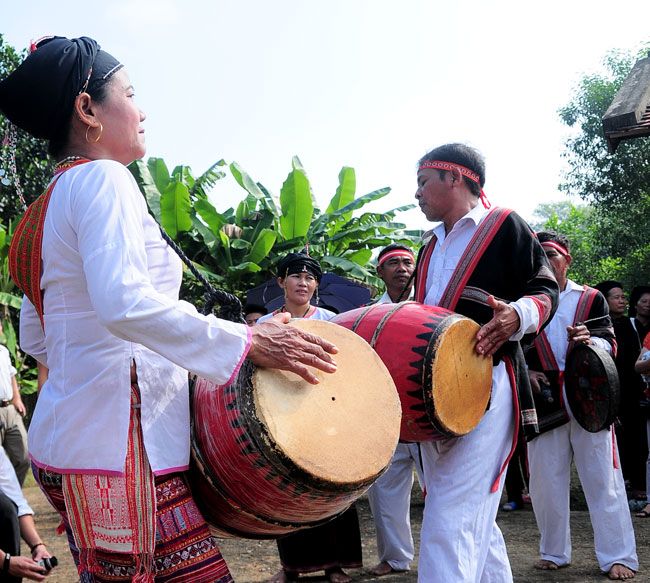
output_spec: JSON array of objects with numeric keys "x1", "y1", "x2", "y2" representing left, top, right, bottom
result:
[
  {"x1": 19, "y1": 297, "x2": 48, "y2": 367},
  {"x1": 509, "y1": 297, "x2": 540, "y2": 341},
  {"x1": 0, "y1": 447, "x2": 33, "y2": 516},
  {"x1": 71, "y1": 162, "x2": 250, "y2": 385}
]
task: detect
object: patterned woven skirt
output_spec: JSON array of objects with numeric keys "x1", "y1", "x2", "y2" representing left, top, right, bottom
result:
[
  {"x1": 33, "y1": 384, "x2": 233, "y2": 583},
  {"x1": 35, "y1": 466, "x2": 232, "y2": 583}
]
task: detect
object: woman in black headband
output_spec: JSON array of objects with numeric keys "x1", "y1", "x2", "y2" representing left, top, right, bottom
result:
[
  {"x1": 258, "y1": 253, "x2": 360, "y2": 583},
  {"x1": 0, "y1": 36, "x2": 337, "y2": 582}
]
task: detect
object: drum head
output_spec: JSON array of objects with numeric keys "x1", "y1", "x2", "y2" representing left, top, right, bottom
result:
[
  {"x1": 428, "y1": 317, "x2": 493, "y2": 436},
  {"x1": 565, "y1": 343, "x2": 620, "y2": 433},
  {"x1": 253, "y1": 319, "x2": 401, "y2": 485}
]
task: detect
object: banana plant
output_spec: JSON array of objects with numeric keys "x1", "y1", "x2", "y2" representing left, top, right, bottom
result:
[
  {"x1": 129, "y1": 156, "x2": 421, "y2": 301},
  {"x1": 0, "y1": 221, "x2": 38, "y2": 395}
]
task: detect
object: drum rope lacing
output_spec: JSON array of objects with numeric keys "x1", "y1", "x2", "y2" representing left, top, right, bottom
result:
[{"x1": 156, "y1": 227, "x2": 244, "y2": 323}]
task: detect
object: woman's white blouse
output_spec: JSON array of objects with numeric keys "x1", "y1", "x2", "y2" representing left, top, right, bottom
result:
[
  {"x1": 20, "y1": 160, "x2": 251, "y2": 475},
  {"x1": 257, "y1": 306, "x2": 336, "y2": 324}
]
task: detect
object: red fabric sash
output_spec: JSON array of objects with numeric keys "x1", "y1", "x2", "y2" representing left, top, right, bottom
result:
[
  {"x1": 532, "y1": 285, "x2": 601, "y2": 416},
  {"x1": 414, "y1": 207, "x2": 512, "y2": 307},
  {"x1": 534, "y1": 285, "x2": 599, "y2": 372},
  {"x1": 8, "y1": 159, "x2": 90, "y2": 327}
]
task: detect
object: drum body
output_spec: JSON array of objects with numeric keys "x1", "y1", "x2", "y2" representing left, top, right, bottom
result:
[
  {"x1": 190, "y1": 319, "x2": 401, "y2": 539},
  {"x1": 565, "y1": 343, "x2": 620, "y2": 433},
  {"x1": 332, "y1": 302, "x2": 492, "y2": 442}
]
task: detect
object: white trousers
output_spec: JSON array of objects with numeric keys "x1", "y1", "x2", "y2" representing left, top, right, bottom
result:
[
  {"x1": 367, "y1": 442, "x2": 424, "y2": 571},
  {"x1": 418, "y1": 363, "x2": 514, "y2": 583},
  {"x1": 527, "y1": 416, "x2": 638, "y2": 572}
]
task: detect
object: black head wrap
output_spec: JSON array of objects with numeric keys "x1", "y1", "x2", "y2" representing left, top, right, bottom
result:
[
  {"x1": 0, "y1": 36, "x2": 122, "y2": 140},
  {"x1": 277, "y1": 253, "x2": 322, "y2": 282},
  {"x1": 594, "y1": 280, "x2": 624, "y2": 299},
  {"x1": 629, "y1": 285, "x2": 650, "y2": 318},
  {"x1": 243, "y1": 303, "x2": 267, "y2": 317}
]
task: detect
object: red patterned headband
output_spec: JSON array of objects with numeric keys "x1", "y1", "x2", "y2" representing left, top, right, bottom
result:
[
  {"x1": 377, "y1": 249, "x2": 415, "y2": 267},
  {"x1": 418, "y1": 160, "x2": 491, "y2": 209},
  {"x1": 541, "y1": 241, "x2": 570, "y2": 258}
]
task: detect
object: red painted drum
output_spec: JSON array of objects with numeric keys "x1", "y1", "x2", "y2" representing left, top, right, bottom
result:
[
  {"x1": 332, "y1": 302, "x2": 493, "y2": 442},
  {"x1": 190, "y1": 319, "x2": 401, "y2": 539}
]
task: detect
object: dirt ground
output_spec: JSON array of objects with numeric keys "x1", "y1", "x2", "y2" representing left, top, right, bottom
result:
[{"x1": 22, "y1": 471, "x2": 649, "y2": 583}]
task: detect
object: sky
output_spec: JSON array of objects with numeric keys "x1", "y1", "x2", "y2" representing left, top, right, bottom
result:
[{"x1": 3, "y1": 0, "x2": 650, "y2": 231}]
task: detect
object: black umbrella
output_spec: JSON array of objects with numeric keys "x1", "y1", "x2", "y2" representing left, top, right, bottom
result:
[{"x1": 246, "y1": 273, "x2": 371, "y2": 315}]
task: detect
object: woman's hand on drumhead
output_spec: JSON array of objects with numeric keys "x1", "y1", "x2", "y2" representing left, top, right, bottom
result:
[
  {"x1": 475, "y1": 295, "x2": 521, "y2": 357},
  {"x1": 247, "y1": 313, "x2": 338, "y2": 384}
]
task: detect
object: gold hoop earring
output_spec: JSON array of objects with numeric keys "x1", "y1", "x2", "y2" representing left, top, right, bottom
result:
[{"x1": 85, "y1": 122, "x2": 103, "y2": 144}]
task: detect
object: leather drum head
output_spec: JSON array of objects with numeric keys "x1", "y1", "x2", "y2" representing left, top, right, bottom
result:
[
  {"x1": 565, "y1": 343, "x2": 620, "y2": 433},
  {"x1": 253, "y1": 319, "x2": 401, "y2": 486},
  {"x1": 428, "y1": 317, "x2": 493, "y2": 436}
]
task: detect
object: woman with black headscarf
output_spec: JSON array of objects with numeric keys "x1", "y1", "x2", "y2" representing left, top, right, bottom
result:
[
  {"x1": 0, "y1": 36, "x2": 337, "y2": 582},
  {"x1": 258, "y1": 253, "x2": 361, "y2": 583}
]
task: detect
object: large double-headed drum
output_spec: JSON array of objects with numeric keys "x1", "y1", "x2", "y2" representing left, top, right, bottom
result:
[
  {"x1": 190, "y1": 319, "x2": 401, "y2": 539},
  {"x1": 332, "y1": 302, "x2": 493, "y2": 442}
]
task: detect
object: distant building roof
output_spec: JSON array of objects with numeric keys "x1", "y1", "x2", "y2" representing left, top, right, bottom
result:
[{"x1": 602, "y1": 54, "x2": 650, "y2": 152}]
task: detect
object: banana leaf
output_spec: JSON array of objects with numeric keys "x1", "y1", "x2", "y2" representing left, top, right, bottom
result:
[
  {"x1": 160, "y1": 181, "x2": 192, "y2": 238},
  {"x1": 280, "y1": 167, "x2": 313, "y2": 240}
]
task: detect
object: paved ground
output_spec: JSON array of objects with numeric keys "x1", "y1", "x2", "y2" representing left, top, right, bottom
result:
[{"x1": 23, "y1": 474, "x2": 649, "y2": 582}]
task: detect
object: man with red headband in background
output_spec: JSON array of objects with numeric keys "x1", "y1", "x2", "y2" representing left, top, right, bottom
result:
[
  {"x1": 366, "y1": 244, "x2": 425, "y2": 577},
  {"x1": 413, "y1": 143, "x2": 559, "y2": 581},
  {"x1": 526, "y1": 231, "x2": 637, "y2": 580}
]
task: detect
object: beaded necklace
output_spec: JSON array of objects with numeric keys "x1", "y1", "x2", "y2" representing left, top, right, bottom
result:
[{"x1": 55, "y1": 155, "x2": 86, "y2": 172}]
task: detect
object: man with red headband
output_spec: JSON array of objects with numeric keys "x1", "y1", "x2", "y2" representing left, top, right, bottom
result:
[
  {"x1": 413, "y1": 143, "x2": 559, "y2": 581},
  {"x1": 366, "y1": 244, "x2": 424, "y2": 577},
  {"x1": 526, "y1": 231, "x2": 637, "y2": 580}
]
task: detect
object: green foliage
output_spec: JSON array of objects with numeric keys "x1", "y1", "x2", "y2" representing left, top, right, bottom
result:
[
  {"x1": 0, "y1": 221, "x2": 38, "y2": 395},
  {"x1": 532, "y1": 200, "x2": 649, "y2": 289},
  {"x1": 558, "y1": 46, "x2": 650, "y2": 289},
  {"x1": 129, "y1": 156, "x2": 420, "y2": 301},
  {"x1": 0, "y1": 34, "x2": 51, "y2": 221}
]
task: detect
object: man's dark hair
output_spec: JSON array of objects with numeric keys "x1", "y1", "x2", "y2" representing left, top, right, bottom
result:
[
  {"x1": 418, "y1": 143, "x2": 485, "y2": 198},
  {"x1": 537, "y1": 230, "x2": 571, "y2": 254},
  {"x1": 377, "y1": 243, "x2": 412, "y2": 263}
]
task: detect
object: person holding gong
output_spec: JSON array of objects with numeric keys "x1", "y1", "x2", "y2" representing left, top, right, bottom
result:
[{"x1": 526, "y1": 231, "x2": 637, "y2": 580}]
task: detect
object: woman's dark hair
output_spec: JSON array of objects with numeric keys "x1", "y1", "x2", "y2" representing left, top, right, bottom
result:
[
  {"x1": 48, "y1": 82, "x2": 111, "y2": 159},
  {"x1": 594, "y1": 280, "x2": 624, "y2": 299},
  {"x1": 537, "y1": 230, "x2": 571, "y2": 255},
  {"x1": 629, "y1": 285, "x2": 650, "y2": 318},
  {"x1": 418, "y1": 143, "x2": 485, "y2": 198}
]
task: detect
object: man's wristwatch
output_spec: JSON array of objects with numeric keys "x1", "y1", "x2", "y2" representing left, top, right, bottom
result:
[{"x1": 2, "y1": 552, "x2": 10, "y2": 573}]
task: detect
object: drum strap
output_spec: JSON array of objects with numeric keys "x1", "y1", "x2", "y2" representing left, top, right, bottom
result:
[
  {"x1": 569, "y1": 286, "x2": 599, "y2": 355},
  {"x1": 8, "y1": 158, "x2": 90, "y2": 328},
  {"x1": 534, "y1": 285, "x2": 601, "y2": 374},
  {"x1": 532, "y1": 286, "x2": 608, "y2": 435},
  {"x1": 490, "y1": 356, "x2": 520, "y2": 493},
  {"x1": 414, "y1": 207, "x2": 512, "y2": 309}
]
